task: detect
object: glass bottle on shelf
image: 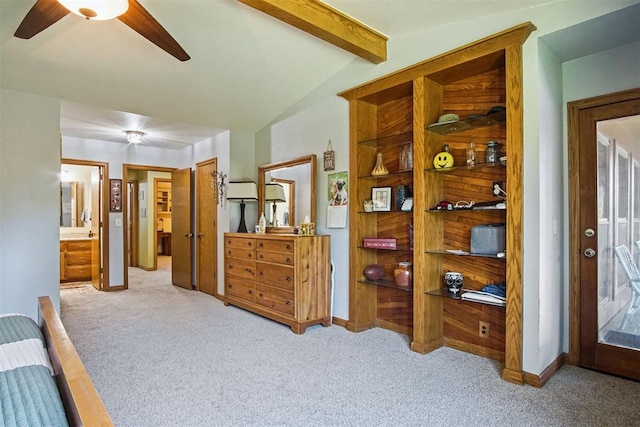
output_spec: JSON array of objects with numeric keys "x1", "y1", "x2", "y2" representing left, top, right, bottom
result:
[
  {"x1": 485, "y1": 141, "x2": 500, "y2": 163},
  {"x1": 466, "y1": 142, "x2": 476, "y2": 165},
  {"x1": 258, "y1": 212, "x2": 266, "y2": 234}
]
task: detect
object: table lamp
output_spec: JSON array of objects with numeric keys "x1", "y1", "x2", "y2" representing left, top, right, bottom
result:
[
  {"x1": 226, "y1": 181, "x2": 258, "y2": 232},
  {"x1": 264, "y1": 182, "x2": 286, "y2": 227}
]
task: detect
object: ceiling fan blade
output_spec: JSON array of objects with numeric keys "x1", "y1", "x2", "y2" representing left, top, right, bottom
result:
[
  {"x1": 118, "y1": 0, "x2": 190, "y2": 61},
  {"x1": 14, "y1": 0, "x2": 70, "y2": 39}
]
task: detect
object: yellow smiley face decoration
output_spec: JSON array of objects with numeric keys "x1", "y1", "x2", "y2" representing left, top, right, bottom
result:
[{"x1": 433, "y1": 147, "x2": 454, "y2": 169}]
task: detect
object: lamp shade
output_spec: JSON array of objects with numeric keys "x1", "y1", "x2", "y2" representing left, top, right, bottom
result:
[
  {"x1": 264, "y1": 183, "x2": 286, "y2": 202},
  {"x1": 58, "y1": 0, "x2": 129, "y2": 20},
  {"x1": 227, "y1": 181, "x2": 258, "y2": 201}
]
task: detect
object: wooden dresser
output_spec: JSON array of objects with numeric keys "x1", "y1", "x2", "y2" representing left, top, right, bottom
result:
[
  {"x1": 60, "y1": 239, "x2": 92, "y2": 282},
  {"x1": 223, "y1": 233, "x2": 331, "y2": 334}
]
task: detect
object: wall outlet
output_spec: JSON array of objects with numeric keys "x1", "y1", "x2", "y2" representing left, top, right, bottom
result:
[{"x1": 479, "y1": 321, "x2": 490, "y2": 338}]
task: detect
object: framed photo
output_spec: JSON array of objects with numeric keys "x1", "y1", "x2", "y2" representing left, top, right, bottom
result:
[
  {"x1": 372, "y1": 187, "x2": 391, "y2": 211},
  {"x1": 399, "y1": 142, "x2": 413, "y2": 172},
  {"x1": 328, "y1": 171, "x2": 348, "y2": 206},
  {"x1": 109, "y1": 179, "x2": 123, "y2": 212}
]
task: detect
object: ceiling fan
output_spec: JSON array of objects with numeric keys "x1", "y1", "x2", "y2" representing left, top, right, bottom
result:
[{"x1": 14, "y1": 0, "x2": 190, "y2": 61}]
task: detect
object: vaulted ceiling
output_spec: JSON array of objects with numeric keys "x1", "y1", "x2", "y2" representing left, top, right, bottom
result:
[{"x1": 0, "y1": 1, "x2": 636, "y2": 149}]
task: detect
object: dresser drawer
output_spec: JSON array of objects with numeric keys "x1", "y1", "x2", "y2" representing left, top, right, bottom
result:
[
  {"x1": 66, "y1": 240, "x2": 92, "y2": 252},
  {"x1": 255, "y1": 263, "x2": 294, "y2": 291},
  {"x1": 225, "y1": 246, "x2": 255, "y2": 260},
  {"x1": 256, "y1": 250, "x2": 293, "y2": 266},
  {"x1": 65, "y1": 265, "x2": 92, "y2": 281},
  {"x1": 66, "y1": 253, "x2": 92, "y2": 266},
  {"x1": 225, "y1": 236, "x2": 255, "y2": 250},
  {"x1": 255, "y1": 284, "x2": 294, "y2": 317},
  {"x1": 256, "y1": 239, "x2": 294, "y2": 253},
  {"x1": 225, "y1": 258, "x2": 256, "y2": 280},
  {"x1": 225, "y1": 277, "x2": 256, "y2": 303}
]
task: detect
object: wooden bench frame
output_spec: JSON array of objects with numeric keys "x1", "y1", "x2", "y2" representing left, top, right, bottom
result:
[{"x1": 38, "y1": 296, "x2": 113, "y2": 426}]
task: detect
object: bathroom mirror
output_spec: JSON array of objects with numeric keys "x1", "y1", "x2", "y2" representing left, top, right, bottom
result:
[
  {"x1": 258, "y1": 154, "x2": 316, "y2": 234},
  {"x1": 60, "y1": 163, "x2": 93, "y2": 228}
]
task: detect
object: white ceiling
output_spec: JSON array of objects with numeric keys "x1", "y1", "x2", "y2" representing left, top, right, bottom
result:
[{"x1": 0, "y1": 1, "x2": 637, "y2": 149}]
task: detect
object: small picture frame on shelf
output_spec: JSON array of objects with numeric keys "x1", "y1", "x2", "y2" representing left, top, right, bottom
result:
[
  {"x1": 399, "y1": 142, "x2": 413, "y2": 172},
  {"x1": 372, "y1": 187, "x2": 391, "y2": 211}
]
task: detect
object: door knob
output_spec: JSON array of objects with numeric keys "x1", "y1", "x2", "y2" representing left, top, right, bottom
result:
[
  {"x1": 184, "y1": 233, "x2": 193, "y2": 238},
  {"x1": 197, "y1": 233, "x2": 204, "y2": 239},
  {"x1": 584, "y1": 248, "x2": 596, "y2": 258}
]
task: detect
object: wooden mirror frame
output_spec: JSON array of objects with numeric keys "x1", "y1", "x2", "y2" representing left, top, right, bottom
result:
[{"x1": 258, "y1": 154, "x2": 316, "y2": 234}]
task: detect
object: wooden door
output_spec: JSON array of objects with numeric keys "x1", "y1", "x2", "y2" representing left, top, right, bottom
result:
[
  {"x1": 196, "y1": 158, "x2": 218, "y2": 297},
  {"x1": 570, "y1": 88, "x2": 640, "y2": 381},
  {"x1": 171, "y1": 168, "x2": 193, "y2": 289}
]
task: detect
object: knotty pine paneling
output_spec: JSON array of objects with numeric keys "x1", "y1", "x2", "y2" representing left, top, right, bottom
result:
[
  {"x1": 443, "y1": 299, "x2": 505, "y2": 360},
  {"x1": 377, "y1": 286, "x2": 413, "y2": 330}
]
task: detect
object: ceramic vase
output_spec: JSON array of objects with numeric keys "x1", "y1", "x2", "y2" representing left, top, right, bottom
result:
[{"x1": 371, "y1": 153, "x2": 389, "y2": 176}]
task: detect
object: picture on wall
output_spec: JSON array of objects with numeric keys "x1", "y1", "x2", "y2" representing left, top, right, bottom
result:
[
  {"x1": 109, "y1": 179, "x2": 122, "y2": 212},
  {"x1": 328, "y1": 171, "x2": 348, "y2": 206}
]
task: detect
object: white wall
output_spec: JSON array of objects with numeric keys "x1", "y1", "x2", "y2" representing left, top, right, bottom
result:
[
  {"x1": 257, "y1": 96, "x2": 350, "y2": 319},
  {"x1": 528, "y1": 41, "x2": 565, "y2": 373},
  {"x1": 0, "y1": 89, "x2": 61, "y2": 319}
]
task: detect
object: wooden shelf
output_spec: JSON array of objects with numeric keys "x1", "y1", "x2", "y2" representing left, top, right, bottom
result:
[
  {"x1": 358, "y1": 278, "x2": 413, "y2": 292},
  {"x1": 424, "y1": 249, "x2": 505, "y2": 259},
  {"x1": 425, "y1": 160, "x2": 506, "y2": 174},
  {"x1": 426, "y1": 110, "x2": 505, "y2": 135},
  {"x1": 340, "y1": 22, "x2": 534, "y2": 383},
  {"x1": 425, "y1": 288, "x2": 506, "y2": 307}
]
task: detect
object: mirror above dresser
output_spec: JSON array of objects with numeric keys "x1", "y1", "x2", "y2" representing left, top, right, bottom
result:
[{"x1": 258, "y1": 154, "x2": 316, "y2": 233}]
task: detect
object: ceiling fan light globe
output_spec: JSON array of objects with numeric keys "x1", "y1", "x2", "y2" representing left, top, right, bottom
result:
[{"x1": 58, "y1": 0, "x2": 129, "y2": 20}]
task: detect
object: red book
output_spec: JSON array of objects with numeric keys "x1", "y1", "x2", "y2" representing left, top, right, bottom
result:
[{"x1": 363, "y1": 238, "x2": 397, "y2": 249}]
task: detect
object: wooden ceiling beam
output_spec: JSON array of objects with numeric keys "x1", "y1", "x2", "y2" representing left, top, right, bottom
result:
[{"x1": 237, "y1": 0, "x2": 387, "y2": 64}]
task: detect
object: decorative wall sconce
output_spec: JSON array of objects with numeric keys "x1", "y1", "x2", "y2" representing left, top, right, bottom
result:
[{"x1": 210, "y1": 170, "x2": 228, "y2": 206}]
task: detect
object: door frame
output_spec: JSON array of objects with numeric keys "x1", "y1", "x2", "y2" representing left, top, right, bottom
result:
[
  {"x1": 61, "y1": 158, "x2": 109, "y2": 290},
  {"x1": 568, "y1": 88, "x2": 640, "y2": 366},
  {"x1": 122, "y1": 164, "x2": 176, "y2": 289}
]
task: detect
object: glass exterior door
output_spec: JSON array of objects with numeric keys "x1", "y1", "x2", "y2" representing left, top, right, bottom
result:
[{"x1": 597, "y1": 116, "x2": 640, "y2": 345}]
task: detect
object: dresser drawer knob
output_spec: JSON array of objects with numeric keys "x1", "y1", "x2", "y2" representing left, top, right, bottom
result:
[
  {"x1": 248, "y1": 290, "x2": 253, "y2": 295},
  {"x1": 286, "y1": 276, "x2": 291, "y2": 282},
  {"x1": 259, "y1": 254, "x2": 264, "y2": 259},
  {"x1": 258, "y1": 293, "x2": 263, "y2": 298},
  {"x1": 245, "y1": 268, "x2": 253, "y2": 274},
  {"x1": 285, "y1": 244, "x2": 291, "y2": 250},
  {"x1": 227, "y1": 284, "x2": 233, "y2": 288},
  {"x1": 285, "y1": 300, "x2": 291, "y2": 305},
  {"x1": 258, "y1": 271, "x2": 263, "y2": 276},
  {"x1": 285, "y1": 257, "x2": 291, "y2": 263},
  {"x1": 248, "y1": 253, "x2": 253, "y2": 258}
]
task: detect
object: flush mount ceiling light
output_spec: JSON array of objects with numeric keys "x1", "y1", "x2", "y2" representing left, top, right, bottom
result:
[
  {"x1": 57, "y1": 0, "x2": 129, "y2": 20},
  {"x1": 125, "y1": 130, "x2": 145, "y2": 145}
]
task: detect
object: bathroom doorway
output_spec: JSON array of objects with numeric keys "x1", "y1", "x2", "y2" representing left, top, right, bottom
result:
[{"x1": 60, "y1": 160, "x2": 108, "y2": 290}]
